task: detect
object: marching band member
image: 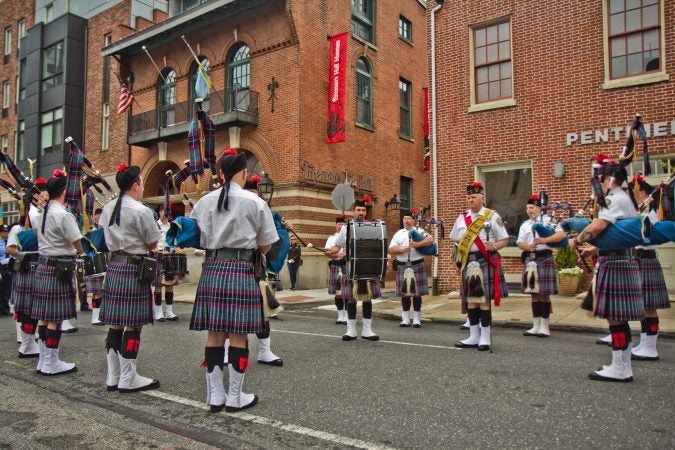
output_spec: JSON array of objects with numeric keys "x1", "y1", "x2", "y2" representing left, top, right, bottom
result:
[
  {"x1": 325, "y1": 216, "x2": 347, "y2": 324},
  {"x1": 153, "y1": 208, "x2": 178, "y2": 322},
  {"x1": 327, "y1": 200, "x2": 381, "y2": 341},
  {"x1": 570, "y1": 159, "x2": 643, "y2": 382},
  {"x1": 450, "y1": 181, "x2": 509, "y2": 351},
  {"x1": 87, "y1": 208, "x2": 104, "y2": 325},
  {"x1": 31, "y1": 171, "x2": 83, "y2": 375},
  {"x1": 517, "y1": 194, "x2": 565, "y2": 337},
  {"x1": 99, "y1": 164, "x2": 162, "y2": 393},
  {"x1": 190, "y1": 149, "x2": 278, "y2": 412},
  {"x1": 629, "y1": 177, "x2": 670, "y2": 361},
  {"x1": 389, "y1": 212, "x2": 432, "y2": 328}
]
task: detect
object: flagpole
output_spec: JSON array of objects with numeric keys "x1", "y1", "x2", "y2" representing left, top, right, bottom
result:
[
  {"x1": 180, "y1": 35, "x2": 225, "y2": 108},
  {"x1": 110, "y1": 66, "x2": 145, "y2": 113},
  {"x1": 141, "y1": 45, "x2": 167, "y2": 84}
]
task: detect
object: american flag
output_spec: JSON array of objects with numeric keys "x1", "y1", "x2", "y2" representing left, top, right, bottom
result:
[{"x1": 117, "y1": 83, "x2": 134, "y2": 115}]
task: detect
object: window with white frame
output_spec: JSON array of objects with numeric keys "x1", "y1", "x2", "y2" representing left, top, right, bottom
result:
[
  {"x1": 17, "y1": 20, "x2": 25, "y2": 53},
  {"x1": 399, "y1": 16, "x2": 412, "y2": 42},
  {"x1": 473, "y1": 20, "x2": 512, "y2": 104},
  {"x1": 0, "y1": 134, "x2": 7, "y2": 173},
  {"x1": 101, "y1": 103, "x2": 109, "y2": 151},
  {"x1": 3, "y1": 27, "x2": 11, "y2": 60},
  {"x1": 2, "y1": 80, "x2": 9, "y2": 110},
  {"x1": 477, "y1": 161, "x2": 532, "y2": 245}
]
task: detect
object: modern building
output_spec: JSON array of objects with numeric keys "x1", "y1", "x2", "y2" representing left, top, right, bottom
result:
[
  {"x1": 430, "y1": 0, "x2": 675, "y2": 291},
  {"x1": 103, "y1": 0, "x2": 431, "y2": 288}
]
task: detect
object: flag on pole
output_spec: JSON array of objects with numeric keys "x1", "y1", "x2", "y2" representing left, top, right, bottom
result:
[
  {"x1": 195, "y1": 67, "x2": 210, "y2": 99},
  {"x1": 117, "y1": 82, "x2": 134, "y2": 115}
]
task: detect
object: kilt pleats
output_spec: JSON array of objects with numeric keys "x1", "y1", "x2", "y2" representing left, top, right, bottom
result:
[
  {"x1": 395, "y1": 262, "x2": 429, "y2": 297},
  {"x1": 30, "y1": 264, "x2": 77, "y2": 322},
  {"x1": 637, "y1": 256, "x2": 671, "y2": 310},
  {"x1": 100, "y1": 261, "x2": 153, "y2": 326},
  {"x1": 594, "y1": 256, "x2": 644, "y2": 321},
  {"x1": 520, "y1": 255, "x2": 558, "y2": 295}
]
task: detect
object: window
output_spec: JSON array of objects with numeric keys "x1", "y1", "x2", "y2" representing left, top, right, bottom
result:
[
  {"x1": 400, "y1": 176, "x2": 412, "y2": 211},
  {"x1": 399, "y1": 16, "x2": 412, "y2": 42},
  {"x1": 399, "y1": 79, "x2": 412, "y2": 139},
  {"x1": 182, "y1": 0, "x2": 209, "y2": 12},
  {"x1": 631, "y1": 154, "x2": 675, "y2": 177},
  {"x1": 189, "y1": 56, "x2": 210, "y2": 114},
  {"x1": 40, "y1": 108, "x2": 63, "y2": 155},
  {"x1": 17, "y1": 20, "x2": 26, "y2": 53},
  {"x1": 101, "y1": 103, "x2": 109, "y2": 151},
  {"x1": 352, "y1": 0, "x2": 375, "y2": 44},
  {"x1": 3, "y1": 201, "x2": 19, "y2": 225},
  {"x1": 18, "y1": 59, "x2": 25, "y2": 101},
  {"x1": 608, "y1": 0, "x2": 661, "y2": 79},
  {"x1": 473, "y1": 21, "x2": 512, "y2": 104},
  {"x1": 17, "y1": 121, "x2": 25, "y2": 160},
  {"x1": 158, "y1": 69, "x2": 176, "y2": 127},
  {"x1": 3, "y1": 27, "x2": 11, "y2": 63},
  {"x1": 102, "y1": 33, "x2": 112, "y2": 103},
  {"x1": 2, "y1": 80, "x2": 9, "y2": 112},
  {"x1": 478, "y1": 161, "x2": 532, "y2": 245},
  {"x1": 42, "y1": 41, "x2": 64, "y2": 91},
  {"x1": 1, "y1": 135, "x2": 8, "y2": 153},
  {"x1": 45, "y1": 4, "x2": 54, "y2": 23},
  {"x1": 228, "y1": 44, "x2": 249, "y2": 111},
  {"x1": 355, "y1": 57, "x2": 372, "y2": 127}
]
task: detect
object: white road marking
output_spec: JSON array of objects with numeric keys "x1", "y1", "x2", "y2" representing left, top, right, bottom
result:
[
  {"x1": 143, "y1": 390, "x2": 396, "y2": 450},
  {"x1": 271, "y1": 329, "x2": 460, "y2": 350}
]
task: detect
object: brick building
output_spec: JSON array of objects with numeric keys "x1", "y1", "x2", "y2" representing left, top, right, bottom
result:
[
  {"x1": 103, "y1": 0, "x2": 431, "y2": 288},
  {"x1": 430, "y1": 0, "x2": 675, "y2": 291}
]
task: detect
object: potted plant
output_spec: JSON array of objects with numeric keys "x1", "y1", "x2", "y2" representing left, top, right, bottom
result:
[{"x1": 554, "y1": 246, "x2": 583, "y2": 296}]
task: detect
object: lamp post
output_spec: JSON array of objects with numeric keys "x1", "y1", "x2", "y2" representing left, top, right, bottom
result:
[
  {"x1": 257, "y1": 172, "x2": 274, "y2": 204},
  {"x1": 385, "y1": 194, "x2": 401, "y2": 211}
]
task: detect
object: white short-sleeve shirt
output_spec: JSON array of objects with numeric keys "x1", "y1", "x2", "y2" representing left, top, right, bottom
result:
[
  {"x1": 449, "y1": 207, "x2": 509, "y2": 252},
  {"x1": 516, "y1": 215, "x2": 562, "y2": 251},
  {"x1": 389, "y1": 227, "x2": 429, "y2": 262}
]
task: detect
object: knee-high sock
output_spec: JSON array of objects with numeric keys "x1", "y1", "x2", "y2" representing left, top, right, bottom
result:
[
  {"x1": 335, "y1": 296, "x2": 344, "y2": 311},
  {"x1": 362, "y1": 301, "x2": 373, "y2": 319},
  {"x1": 121, "y1": 330, "x2": 141, "y2": 359},
  {"x1": 401, "y1": 297, "x2": 411, "y2": 311},
  {"x1": 412, "y1": 296, "x2": 422, "y2": 312},
  {"x1": 229, "y1": 346, "x2": 249, "y2": 374},
  {"x1": 20, "y1": 313, "x2": 38, "y2": 335},
  {"x1": 609, "y1": 323, "x2": 630, "y2": 351},
  {"x1": 105, "y1": 328, "x2": 123, "y2": 352},
  {"x1": 540, "y1": 302, "x2": 551, "y2": 319},
  {"x1": 45, "y1": 329, "x2": 62, "y2": 349},
  {"x1": 91, "y1": 296, "x2": 102, "y2": 309},
  {"x1": 154, "y1": 291, "x2": 162, "y2": 306},
  {"x1": 467, "y1": 307, "x2": 480, "y2": 326},
  {"x1": 205, "y1": 346, "x2": 225, "y2": 372},
  {"x1": 479, "y1": 309, "x2": 491, "y2": 327},
  {"x1": 347, "y1": 301, "x2": 357, "y2": 320},
  {"x1": 165, "y1": 289, "x2": 174, "y2": 305},
  {"x1": 37, "y1": 324, "x2": 47, "y2": 342},
  {"x1": 643, "y1": 316, "x2": 659, "y2": 335},
  {"x1": 256, "y1": 321, "x2": 271, "y2": 340},
  {"x1": 531, "y1": 301, "x2": 542, "y2": 318}
]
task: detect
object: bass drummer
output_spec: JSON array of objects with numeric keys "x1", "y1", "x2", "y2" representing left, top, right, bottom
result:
[{"x1": 326, "y1": 200, "x2": 380, "y2": 342}]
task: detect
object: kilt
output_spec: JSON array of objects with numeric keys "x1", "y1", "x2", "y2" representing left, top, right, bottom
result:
[
  {"x1": 30, "y1": 263, "x2": 77, "y2": 322},
  {"x1": 86, "y1": 274, "x2": 104, "y2": 296},
  {"x1": 100, "y1": 261, "x2": 153, "y2": 326},
  {"x1": 328, "y1": 264, "x2": 345, "y2": 295},
  {"x1": 520, "y1": 255, "x2": 558, "y2": 295},
  {"x1": 460, "y1": 256, "x2": 509, "y2": 303},
  {"x1": 341, "y1": 278, "x2": 382, "y2": 302},
  {"x1": 190, "y1": 259, "x2": 265, "y2": 334},
  {"x1": 11, "y1": 264, "x2": 38, "y2": 315},
  {"x1": 637, "y1": 256, "x2": 671, "y2": 310},
  {"x1": 594, "y1": 256, "x2": 644, "y2": 321},
  {"x1": 395, "y1": 262, "x2": 429, "y2": 297}
]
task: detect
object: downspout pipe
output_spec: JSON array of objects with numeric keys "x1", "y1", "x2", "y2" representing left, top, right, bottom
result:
[{"x1": 430, "y1": 0, "x2": 443, "y2": 295}]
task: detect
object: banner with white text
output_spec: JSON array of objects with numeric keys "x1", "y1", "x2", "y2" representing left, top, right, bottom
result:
[{"x1": 326, "y1": 32, "x2": 348, "y2": 144}]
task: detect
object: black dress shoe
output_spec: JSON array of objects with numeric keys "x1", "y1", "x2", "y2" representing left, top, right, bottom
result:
[
  {"x1": 455, "y1": 341, "x2": 478, "y2": 348},
  {"x1": 460, "y1": 325, "x2": 470, "y2": 330},
  {"x1": 399, "y1": 323, "x2": 410, "y2": 328},
  {"x1": 18, "y1": 352, "x2": 39, "y2": 358},
  {"x1": 342, "y1": 334, "x2": 357, "y2": 341},
  {"x1": 478, "y1": 345, "x2": 491, "y2": 351},
  {"x1": 362, "y1": 335, "x2": 379, "y2": 341},
  {"x1": 210, "y1": 403, "x2": 225, "y2": 413},
  {"x1": 588, "y1": 372, "x2": 632, "y2": 382},
  {"x1": 412, "y1": 324, "x2": 421, "y2": 329},
  {"x1": 258, "y1": 358, "x2": 283, "y2": 366},
  {"x1": 62, "y1": 327, "x2": 79, "y2": 334},
  {"x1": 336, "y1": 320, "x2": 346, "y2": 325}
]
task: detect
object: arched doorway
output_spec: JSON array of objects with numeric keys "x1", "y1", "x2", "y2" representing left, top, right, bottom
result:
[{"x1": 143, "y1": 160, "x2": 184, "y2": 217}]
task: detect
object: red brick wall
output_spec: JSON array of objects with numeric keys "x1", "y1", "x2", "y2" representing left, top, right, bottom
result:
[{"x1": 432, "y1": 0, "x2": 675, "y2": 291}]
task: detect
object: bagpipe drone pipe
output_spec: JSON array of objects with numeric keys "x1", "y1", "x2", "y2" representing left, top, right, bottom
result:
[{"x1": 562, "y1": 216, "x2": 675, "y2": 250}]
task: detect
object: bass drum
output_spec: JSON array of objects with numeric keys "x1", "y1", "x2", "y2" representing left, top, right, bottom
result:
[{"x1": 346, "y1": 220, "x2": 387, "y2": 281}]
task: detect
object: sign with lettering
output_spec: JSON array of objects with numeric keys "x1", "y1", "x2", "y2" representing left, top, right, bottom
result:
[
  {"x1": 326, "y1": 32, "x2": 348, "y2": 144},
  {"x1": 301, "y1": 161, "x2": 373, "y2": 192},
  {"x1": 566, "y1": 120, "x2": 675, "y2": 146}
]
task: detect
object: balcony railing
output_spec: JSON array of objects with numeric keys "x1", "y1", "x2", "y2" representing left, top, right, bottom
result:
[{"x1": 130, "y1": 88, "x2": 259, "y2": 136}]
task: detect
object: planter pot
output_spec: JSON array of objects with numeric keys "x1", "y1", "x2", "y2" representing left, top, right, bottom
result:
[{"x1": 557, "y1": 274, "x2": 582, "y2": 296}]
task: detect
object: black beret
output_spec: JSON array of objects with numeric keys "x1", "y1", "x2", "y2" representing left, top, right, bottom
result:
[{"x1": 219, "y1": 149, "x2": 247, "y2": 177}]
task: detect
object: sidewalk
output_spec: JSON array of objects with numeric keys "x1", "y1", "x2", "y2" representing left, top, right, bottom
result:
[{"x1": 170, "y1": 282, "x2": 675, "y2": 337}]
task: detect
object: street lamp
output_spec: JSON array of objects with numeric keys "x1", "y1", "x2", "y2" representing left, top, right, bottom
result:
[
  {"x1": 257, "y1": 172, "x2": 274, "y2": 204},
  {"x1": 385, "y1": 194, "x2": 401, "y2": 211}
]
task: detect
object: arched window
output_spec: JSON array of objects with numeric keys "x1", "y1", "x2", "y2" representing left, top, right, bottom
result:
[
  {"x1": 158, "y1": 68, "x2": 176, "y2": 127},
  {"x1": 355, "y1": 57, "x2": 372, "y2": 127},
  {"x1": 189, "y1": 56, "x2": 210, "y2": 115},
  {"x1": 228, "y1": 44, "x2": 250, "y2": 111}
]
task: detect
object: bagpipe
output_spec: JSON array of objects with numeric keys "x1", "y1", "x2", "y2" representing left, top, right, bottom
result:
[
  {"x1": 530, "y1": 202, "x2": 574, "y2": 248},
  {"x1": 166, "y1": 216, "x2": 202, "y2": 250},
  {"x1": 266, "y1": 211, "x2": 290, "y2": 277},
  {"x1": 410, "y1": 206, "x2": 443, "y2": 256}
]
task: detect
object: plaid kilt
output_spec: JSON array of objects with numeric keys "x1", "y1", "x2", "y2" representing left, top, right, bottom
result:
[
  {"x1": 154, "y1": 255, "x2": 164, "y2": 289},
  {"x1": 328, "y1": 264, "x2": 345, "y2": 295},
  {"x1": 637, "y1": 256, "x2": 671, "y2": 310},
  {"x1": 460, "y1": 257, "x2": 509, "y2": 302},
  {"x1": 86, "y1": 274, "x2": 105, "y2": 296},
  {"x1": 520, "y1": 255, "x2": 558, "y2": 295},
  {"x1": 11, "y1": 263, "x2": 38, "y2": 315},
  {"x1": 100, "y1": 261, "x2": 153, "y2": 326},
  {"x1": 190, "y1": 260, "x2": 265, "y2": 334},
  {"x1": 341, "y1": 278, "x2": 382, "y2": 301},
  {"x1": 594, "y1": 256, "x2": 644, "y2": 321},
  {"x1": 30, "y1": 263, "x2": 77, "y2": 322},
  {"x1": 395, "y1": 261, "x2": 429, "y2": 297}
]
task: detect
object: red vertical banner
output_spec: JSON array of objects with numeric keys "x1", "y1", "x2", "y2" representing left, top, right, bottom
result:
[{"x1": 327, "y1": 32, "x2": 348, "y2": 144}]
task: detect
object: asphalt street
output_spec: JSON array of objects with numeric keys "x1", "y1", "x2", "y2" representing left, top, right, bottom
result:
[{"x1": 0, "y1": 303, "x2": 673, "y2": 449}]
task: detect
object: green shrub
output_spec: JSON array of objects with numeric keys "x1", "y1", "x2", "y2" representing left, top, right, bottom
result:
[{"x1": 554, "y1": 246, "x2": 579, "y2": 271}]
